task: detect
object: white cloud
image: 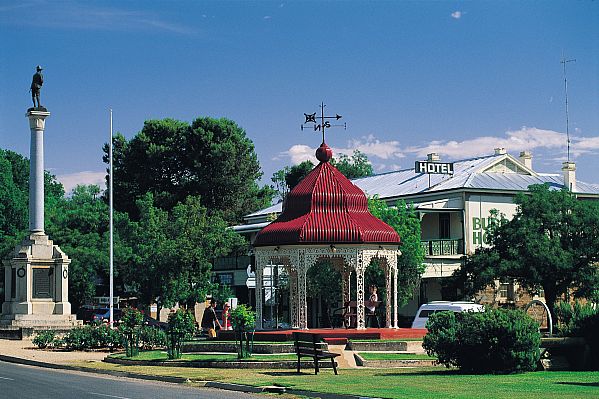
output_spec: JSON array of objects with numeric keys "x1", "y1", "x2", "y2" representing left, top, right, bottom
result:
[
  {"x1": 276, "y1": 127, "x2": 599, "y2": 168},
  {"x1": 276, "y1": 144, "x2": 317, "y2": 164},
  {"x1": 1, "y1": 3, "x2": 195, "y2": 34},
  {"x1": 264, "y1": 15, "x2": 272, "y2": 20},
  {"x1": 57, "y1": 171, "x2": 106, "y2": 195},
  {"x1": 277, "y1": 135, "x2": 405, "y2": 165},
  {"x1": 337, "y1": 135, "x2": 405, "y2": 160},
  {"x1": 405, "y1": 127, "x2": 569, "y2": 159},
  {"x1": 451, "y1": 11, "x2": 462, "y2": 19}
]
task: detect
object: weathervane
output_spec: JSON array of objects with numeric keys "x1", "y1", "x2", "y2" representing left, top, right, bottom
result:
[{"x1": 301, "y1": 102, "x2": 346, "y2": 143}]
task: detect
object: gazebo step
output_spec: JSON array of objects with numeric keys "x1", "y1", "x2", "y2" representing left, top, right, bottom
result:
[{"x1": 323, "y1": 337, "x2": 348, "y2": 345}]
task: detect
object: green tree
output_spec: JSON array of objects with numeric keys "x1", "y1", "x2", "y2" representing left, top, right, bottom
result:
[
  {"x1": 452, "y1": 184, "x2": 599, "y2": 322},
  {"x1": 104, "y1": 117, "x2": 274, "y2": 223},
  {"x1": 307, "y1": 261, "x2": 342, "y2": 327},
  {"x1": 368, "y1": 197, "x2": 426, "y2": 307},
  {"x1": 271, "y1": 149, "x2": 373, "y2": 199},
  {"x1": 166, "y1": 308, "x2": 196, "y2": 359},
  {"x1": 0, "y1": 149, "x2": 64, "y2": 259},
  {"x1": 122, "y1": 194, "x2": 246, "y2": 317},
  {"x1": 44, "y1": 184, "x2": 135, "y2": 309}
]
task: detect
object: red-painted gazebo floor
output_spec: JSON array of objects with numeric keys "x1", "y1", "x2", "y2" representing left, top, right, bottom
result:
[{"x1": 218, "y1": 328, "x2": 426, "y2": 342}]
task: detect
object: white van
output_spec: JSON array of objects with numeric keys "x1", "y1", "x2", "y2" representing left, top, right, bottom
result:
[{"x1": 411, "y1": 301, "x2": 484, "y2": 329}]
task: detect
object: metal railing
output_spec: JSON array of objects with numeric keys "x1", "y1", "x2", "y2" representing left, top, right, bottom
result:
[{"x1": 420, "y1": 239, "x2": 464, "y2": 256}]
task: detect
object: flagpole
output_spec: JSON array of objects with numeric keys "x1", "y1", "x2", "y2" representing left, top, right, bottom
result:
[{"x1": 109, "y1": 108, "x2": 114, "y2": 327}]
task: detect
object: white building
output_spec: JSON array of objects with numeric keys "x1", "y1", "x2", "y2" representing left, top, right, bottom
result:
[{"x1": 230, "y1": 148, "x2": 599, "y2": 320}]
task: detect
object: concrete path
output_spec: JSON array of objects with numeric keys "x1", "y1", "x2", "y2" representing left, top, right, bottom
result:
[
  {"x1": 328, "y1": 344, "x2": 358, "y2": 368},
  {"x1": 0, "y1": 338, "x2": 108, "y2": 365}
]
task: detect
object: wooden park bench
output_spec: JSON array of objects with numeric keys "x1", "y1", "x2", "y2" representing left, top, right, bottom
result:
[{"x1": 292, "y1": 332, "x2": 340, "y2": 375}]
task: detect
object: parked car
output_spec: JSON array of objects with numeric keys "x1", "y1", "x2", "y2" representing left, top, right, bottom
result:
[
  {"x1": 411, "y1": 301, "x2": 484, "y2": 329},
  {"x1": 76, "y1": 305, "x2": 99, "y2": 324},
  {"x1": 142, "y1": 313, "x2": 168, "y2": 330},
  {"x1": 92, "y1": 307, "x2": 123, "y2": 323}
]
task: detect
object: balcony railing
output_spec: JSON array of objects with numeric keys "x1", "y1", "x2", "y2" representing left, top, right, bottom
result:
[{"x1": 420, "y1": 239, "x2": 464, "y2": 256}]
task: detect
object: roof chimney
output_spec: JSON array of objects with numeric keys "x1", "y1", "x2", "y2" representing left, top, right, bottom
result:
[
  {"x1": 562, "y1": 161, "x2": 576, "y2": 192},
  {"x1": 494, "y1": 147, "x2": 506, "y2": 155},
  {"x1": 519, "y1": 151, "x2": 532, "y2": 169},
  {"x1": 427, "y1": 152, "x2": 440, "y2": 162}
]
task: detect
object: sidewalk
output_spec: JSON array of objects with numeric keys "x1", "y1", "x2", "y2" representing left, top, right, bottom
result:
[{"x1": 0, "y1": 338, "x2": 108, "y2": 365}]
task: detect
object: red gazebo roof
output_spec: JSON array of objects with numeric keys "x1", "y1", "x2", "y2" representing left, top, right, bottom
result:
[{"x1": 253, "y1": 143, "x2": 401, "y2": 247}]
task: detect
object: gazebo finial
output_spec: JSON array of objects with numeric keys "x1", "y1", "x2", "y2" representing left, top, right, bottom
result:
[{"x1": 315, "y1": 141, "x2": 333, "y2": 163}]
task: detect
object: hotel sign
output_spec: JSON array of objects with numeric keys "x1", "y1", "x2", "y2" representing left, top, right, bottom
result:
[{"x1": 415, "y1": 161, "x2": 454, "y2": 175}]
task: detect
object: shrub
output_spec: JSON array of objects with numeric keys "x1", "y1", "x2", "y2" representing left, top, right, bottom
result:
[
  {"x1": 230, "y1": 304, "x2": 256, "y2": 359},
  {"x1": 32, "y1": 330, "x2": 56, "y2": 349},
  {"x1": 92, "y1": 324, "x2": 123, "y2": 349},
  {"x1": 423, "y1": 308, "x2": 541, "y2": 373},
  {"x1": 119, "y1": 308, "x2": 144, "y2": 357},
  {"x1": 63, "y1": 326, "x2": 95, "y2": 351},
  {"x1": 555, "y1": 301, "x2": 599, "y2": 337},
  {"x1": 555, "y1": 301, "x2": 599, "y2": 370},
  {"x1": 139, "y1": 325, "x2": 167, "y2": 350},
  {"x1": 166, "y1": 309, "x2": 196, "y2": 359}
]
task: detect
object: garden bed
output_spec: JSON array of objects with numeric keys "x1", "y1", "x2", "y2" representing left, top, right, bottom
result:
[
  {"x1": 354, "y1": 352, "x2": 437, "y2": 368},
  {"x1": 181, "y1": 340, "x2": 294, "y2": 354},
  {"x1": 105, "y1": 350, "x2": 336, "y2": 369}
]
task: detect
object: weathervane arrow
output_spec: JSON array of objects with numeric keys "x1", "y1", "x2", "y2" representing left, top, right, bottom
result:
[{"x1": 300, "y1": 102, "x2": 346, "y2": 143}]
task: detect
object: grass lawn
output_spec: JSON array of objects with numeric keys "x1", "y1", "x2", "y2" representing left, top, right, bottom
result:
[
  {"x1": 111, "y1": 350, "x2": 297, "y2": 362},
  {"x1": 358, "y1": 352, "x2": 436, "y2": 360},
  {"x1": 75, "y1": 361, "x2": 599, "y2": 399}
]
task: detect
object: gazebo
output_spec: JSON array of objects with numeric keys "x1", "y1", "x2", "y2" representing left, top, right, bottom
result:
[{"x1": 253, "y1": 142, "x2": 401, "y2": 330}]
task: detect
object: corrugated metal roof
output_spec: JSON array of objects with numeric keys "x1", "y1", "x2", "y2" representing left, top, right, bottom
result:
[{"x1": 245, "y1": 154, "x2": 599, "y2": 220}]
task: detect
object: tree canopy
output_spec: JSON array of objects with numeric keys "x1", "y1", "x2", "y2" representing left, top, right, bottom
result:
[
  {"x1": 120, "y1": 193, "x2": 246, "y2": 314},
  {"x1": 452, "y1": 184, "x2": 599, "y2": 320},
  {"x1": 368, "y1": 197, "x2": 426, "y2": 307},
  {"x1": 104, "y1": 117, "x2": 274, "y2": 223},
  {"x1": 271, "y1": 149, "x2": 374, "y2": 201},
  {"x1": 0, "y1": 149, "x2": 64, "y2": 260}
]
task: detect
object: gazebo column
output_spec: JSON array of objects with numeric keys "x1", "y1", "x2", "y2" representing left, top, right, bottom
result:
[
  {"x1": 255, "y1": 263, "x2": 264, "y2": 330},
  {"x1": 298, "y1": 251, "x2": 308, "y2": 329},
  {"x1": 356, "y1": 254, "x2": 366, "y2": 330},
  {"x1": 289, "y1": 267, "x2": 299, "y2": 328},
  {"x1": 393, "y1": 266, "x2": 399, "y2": 328}
]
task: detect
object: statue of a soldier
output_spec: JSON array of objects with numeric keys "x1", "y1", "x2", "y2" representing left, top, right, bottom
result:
[{"x1": 30, "y1": 65, "x2": 44, "y2": 108}]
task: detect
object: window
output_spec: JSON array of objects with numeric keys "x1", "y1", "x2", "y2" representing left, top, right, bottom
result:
[
  {"x1": 499, "y1": 278, "x2": 515, "y2": 301},
  {"x1": 439, "y1": 213, "x2": 450, "y2": 239}
]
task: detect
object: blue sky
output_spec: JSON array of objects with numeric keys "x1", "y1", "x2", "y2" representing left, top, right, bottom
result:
[{"x1": 1, "y1": 1, "x2": 598, "y2": 193}]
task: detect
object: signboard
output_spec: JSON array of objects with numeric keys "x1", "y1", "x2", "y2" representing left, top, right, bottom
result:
[
  {"x1": 415, "y1": 161, "x2": 454, "y2": 175},
  {"x1": 93, "y1": 296, "x2": 119, "y2": 305}
]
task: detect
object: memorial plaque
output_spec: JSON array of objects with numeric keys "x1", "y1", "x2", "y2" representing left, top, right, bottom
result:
[{"x1": 33, "y1": 267, "x2": 53, "y2": 298}]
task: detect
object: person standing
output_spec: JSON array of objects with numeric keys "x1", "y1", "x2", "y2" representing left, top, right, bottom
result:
[
  {"x1": 201, "y1": 299, "x2": 222, "y2": 338},
  {"x1": 366, "y1": 285, "x2": 380, "y2": 328},
  {"x1": 222, "y1": 302, "x2": 232, "y2": 330},
  {"x1": 30, "y1": 65, "x2": 44, "y2": 108}
]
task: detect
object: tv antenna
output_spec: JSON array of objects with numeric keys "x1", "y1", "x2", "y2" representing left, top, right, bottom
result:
[
  {"x1": 301, "y1": 102, "x2": 346, "y2": 143},
  {"x1": 561, "y1": 56, "x2": 576, "y2": 162}
]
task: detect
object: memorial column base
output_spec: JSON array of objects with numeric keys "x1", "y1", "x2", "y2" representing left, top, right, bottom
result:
[{"x1": 1, "y1": 233, "x2": 80, "y2": 329}]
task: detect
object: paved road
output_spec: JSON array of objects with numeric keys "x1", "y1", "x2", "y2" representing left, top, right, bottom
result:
[{"x1": 0, "y1": 360, "x2": 261, "y2": 399}]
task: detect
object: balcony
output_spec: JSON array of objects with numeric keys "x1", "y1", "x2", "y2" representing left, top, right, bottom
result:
[{"x1": 421, "y1": 239, "x2": 464, "y2": 256}]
